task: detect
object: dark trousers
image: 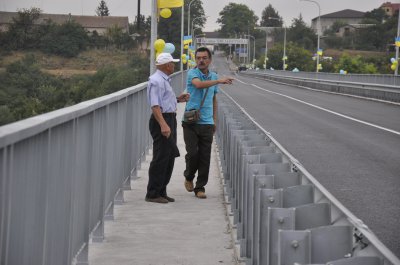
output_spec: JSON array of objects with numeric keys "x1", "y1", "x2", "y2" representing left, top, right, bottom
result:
[
  {"x1": 182, "y1": 123, "x2": 214, "y2": 193},
  {"x1": 146, "y1": 113, "x2": 178, "y2": 199}
]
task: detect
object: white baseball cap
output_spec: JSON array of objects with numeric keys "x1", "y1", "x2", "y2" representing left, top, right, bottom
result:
[{"x1": 156, "y1": 53, "x2": 180, "y2": 65}]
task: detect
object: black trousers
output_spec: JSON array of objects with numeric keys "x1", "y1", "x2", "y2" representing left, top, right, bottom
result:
[
  {"x1": 182, "y1": 123, "x2": 214, "y2": 193},
  {"x1": 146, "y1": 113, "x2": 178, "y2": 199}
]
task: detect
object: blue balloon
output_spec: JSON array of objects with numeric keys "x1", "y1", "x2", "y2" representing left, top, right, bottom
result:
[
  {"x1": 390, "y1": 58, "x2": 396, "y2": 63},
  {"x1": 163, "y1": 43, "x2": 175, "y2": 54}
]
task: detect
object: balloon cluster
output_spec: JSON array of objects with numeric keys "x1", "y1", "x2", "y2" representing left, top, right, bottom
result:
[
  {"x1": 154, "y1": 39, "x2": 176, "y2": 58},
  {"x1": 339, "y1": 69, "x2": 347, "y2": 74},
  {"x1": 390, "y1": 58, "x2": 398, "y2": 71}
]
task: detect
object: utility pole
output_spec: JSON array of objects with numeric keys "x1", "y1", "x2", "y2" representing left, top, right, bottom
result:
[
  {"x1": 395, "y1": 10, "x2": 400, "y2": 76},
  {"x1": 137, "y1": 0, "x2": 141, "y2": 31}
]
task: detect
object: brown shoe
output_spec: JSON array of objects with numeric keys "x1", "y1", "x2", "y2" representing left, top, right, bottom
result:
[
  {"x1": 195, "y1": 191, "x2": 207, "y2": 199},
  {"x1": 163, "y1": 196, "x2": 175, "y2": 202},
  {"x1": 145, "y1": 197, "x2": 168, "y2": 203},
  {"x1": 184, "y1": 180, "x2": 194, "y2": 192}
]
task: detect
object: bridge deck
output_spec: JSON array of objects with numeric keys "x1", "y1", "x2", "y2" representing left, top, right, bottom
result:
[{"x1": 88, "y1": 103, "x2": 239, "y2": 265}]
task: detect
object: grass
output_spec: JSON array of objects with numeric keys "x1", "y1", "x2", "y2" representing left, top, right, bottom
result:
[
  {"x1": 324, "y1": 49, "x2": 385, "y2": 57},
  {"x1": 0, "y1": 49, "x2": 137, "y2": 77}
]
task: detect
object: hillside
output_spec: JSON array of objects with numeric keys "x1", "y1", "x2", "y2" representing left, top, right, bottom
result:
[
  {"x1": 323, "y1": 49, "x2": 386, "y2": 58},
  {"x1": 0, "y1": 49, "x2": 139, "y2": 78}
]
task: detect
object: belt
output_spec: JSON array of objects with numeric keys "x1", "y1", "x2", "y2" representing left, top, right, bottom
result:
[
  {"x1": 151, "y1": 113, "x2": 176, "y2": 119},
  {"x1": 162, "y1": 112, "x2": 176, "y2": 116}
]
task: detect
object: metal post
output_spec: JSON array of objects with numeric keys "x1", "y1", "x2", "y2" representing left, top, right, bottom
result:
[
  {"x1": 265, "y1": 31, "x2": 268, "y2": 69},
  {"x1": 187, "y1": 0, "x2": 197, "y2": 70},
  {"x1": 300, "y1": 0, "x2": 321, "y2": 73},
  {"x1": 283, "y1": 26, "x2": 286, "y2": 70},
  {"x1": 150, "y1": 0, "x2": 157, "y2": 74},
  {"x1": 181, "y1": 5, "x2": 184, "y2": 89},
  {"x1": 317, "y1": 6, "x2": 321, "y2": 73},
  {"x1": 137, "y1": 0, "x2": 141, "y2": 31},
  {"x1": 244, "y1": 35, "x2": 255, "y2": 68},
  {"x1": 395, "y1": 10, "x2": 400, "y2": 76},
  {"x1": 255, "y1": 27, "x2": 270, "y2": 70}
]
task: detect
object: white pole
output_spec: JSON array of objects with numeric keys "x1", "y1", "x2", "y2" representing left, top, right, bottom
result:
[
  {"x1": 265, "y1": 30, "x2": 268, "y2": 69},
  {"x1": 283, "y1": 26, "x2": 286, "y2": 70},
  {"x1": 187, "y1": 0, "x2": 196, "y2": 70},
  {"x1": 300, "y1": 0, "x2": 321, "y2": 73},
  {"x1": 316, "y1": 3, "x2": 321, "y2": 73},
  {"x1": 395, "y1": 10, "x2": 400, "y2": 76},
  {"x1": 181, "y1": 5, "x2": 184, "y2": 90},
  {"x1": 150, "y1": 0, "x2": 158, "y2": 74}
]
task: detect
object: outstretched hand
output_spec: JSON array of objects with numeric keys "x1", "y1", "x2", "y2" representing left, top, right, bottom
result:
[{"x1": 219, "y1": 77, "x2": 234, "y2": 85}]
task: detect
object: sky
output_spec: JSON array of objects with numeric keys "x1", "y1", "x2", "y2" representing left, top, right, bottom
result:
[{"x1": 0, "y1": 0, "x2": 396, "y2": 31}]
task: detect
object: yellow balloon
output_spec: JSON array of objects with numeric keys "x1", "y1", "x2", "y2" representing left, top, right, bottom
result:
[
  {"x1": 160, "y1": 8, "x2": 172, "y2": 18},
  {"x1": 391, "y1": 64, "x2": 396, "y2": 71},
  {"x1": 154, "y1": 39, "x2": 165, "y2": 52},
  {"x1": 182, "y1": 59, "x2": 187, "y2": 64},
  {"x1": 181, "y1": 54, "x2": 187, "y2": 60}
]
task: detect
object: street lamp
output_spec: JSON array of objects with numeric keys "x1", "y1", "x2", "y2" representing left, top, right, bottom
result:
[
  {"x1": 187, "y1": 0, "x2": 197, "y2": 36},
  {"x1": 300, "y1": 0, "x2": 321, "y2": 73},
  {"x1": 395, "y1": 10, "x2": 400, "y2": 76},
  {"x1": 255, "y1": 27, "x2": 269, "y2": 69},
  {"x1": 268, "y1": 17, "x2": 287, "y2": 70},
  {"x1": 244, "y1": 34, "x2": 255, "y2": 68},
  {"x1": 191, "y1": 16, "x2": 208, "y2": 42}
]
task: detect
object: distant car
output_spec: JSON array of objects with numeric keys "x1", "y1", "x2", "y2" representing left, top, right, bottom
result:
[{"x1": 238, "y1": 65, "x2": 247, "y2": 71}]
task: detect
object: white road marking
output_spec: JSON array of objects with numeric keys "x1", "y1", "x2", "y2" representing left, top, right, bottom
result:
[{"x1": 231, "y1": 78, "x2": 400, "y2": 136}]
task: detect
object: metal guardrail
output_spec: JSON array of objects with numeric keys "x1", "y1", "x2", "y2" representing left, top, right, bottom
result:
[
  {"x1": 216, "y1": 90, "x2": 400, "y2": 265},
  {"x1": 0, "y1": 71, "x2": 185, "y2": 265},
  {"x1": 0, "y1": 82, "x2": 152, "y2": 264},
  {"x1": 249, "y1": 70, "x2": 400, "y2": 87},
  {"x1": 241, "y1": 71, "x2": 400, "y2": 103}
]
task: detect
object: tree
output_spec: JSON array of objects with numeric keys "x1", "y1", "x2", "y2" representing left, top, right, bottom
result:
[
  {"x1": 363, "y1": 8, "x2": 388, "y2": 24},
  {"x1": 96, "y1": 0, "x2": 110, "y2": 16},
  {"x1": 4, "y1": 7, "x2": 42, "y2": 49},
  {"x1": 287, "y1": 14, "x2": 316, "y2": 51},
  {"x1": 261, "y1": 42, "x2": 314, "y2": 71},
  {"x1": 185, "y1": 0, "x2": 206, "y2": 35},
  {"x1": 40, "y1": 21, "x2": 89, "y2": 57},
  {"x1": 217, "y1": 3, "x2": 258, "y2": 37},
  {"x1": 334, "y1": 53, "x2": 377, "y2": 73},
  {"x1": 130, "y1": 15, "x2": 151, "y2": 51},
  {"x1": 157, "y1": 1, "x2": 205, "y2": 64},
  {"x1": 158, "y1": 8, "x2": 184, "y2": 55},
  {"x1": 260, "y1": 4, "x2": 283, "y2": 27}
]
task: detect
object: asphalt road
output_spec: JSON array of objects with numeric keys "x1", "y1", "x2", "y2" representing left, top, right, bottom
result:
[{"x1": 212, "y1": 53, "x2": 400, "y2": 257}]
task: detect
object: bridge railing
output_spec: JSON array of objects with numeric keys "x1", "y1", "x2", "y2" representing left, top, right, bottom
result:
[
  {"x1": 0, "y1": 72, "x2": 185, "y2": 265},
  {"x1": 216, "y1": 90, "x2": 400, "y2": 265},
  {"x1": 241, "y1": 70, "x2": 400, "y2": 103},
  {"x1": 0, "y1": 83, "x2": 149, "y2": 265},
  {"x1": 247, "y1": 69, "x2": 400, "y2": 87}
]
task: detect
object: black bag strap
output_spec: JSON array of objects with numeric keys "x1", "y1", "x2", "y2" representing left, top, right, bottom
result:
[{"x1": 199, "y1": 88, "x2": 209, "y2": 111}]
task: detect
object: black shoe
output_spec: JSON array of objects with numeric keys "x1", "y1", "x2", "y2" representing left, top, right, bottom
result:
[
  {"x1": 145, "y1": 197, "x2": 168, "y2": 203},
  {"x1": 163, "y1": 195, "x2": 175, "y2": 202}
]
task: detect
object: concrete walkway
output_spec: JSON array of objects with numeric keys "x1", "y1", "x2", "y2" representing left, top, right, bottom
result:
[{"x1": 89, "y1": 103, "x2": 240, "y2": 265}]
